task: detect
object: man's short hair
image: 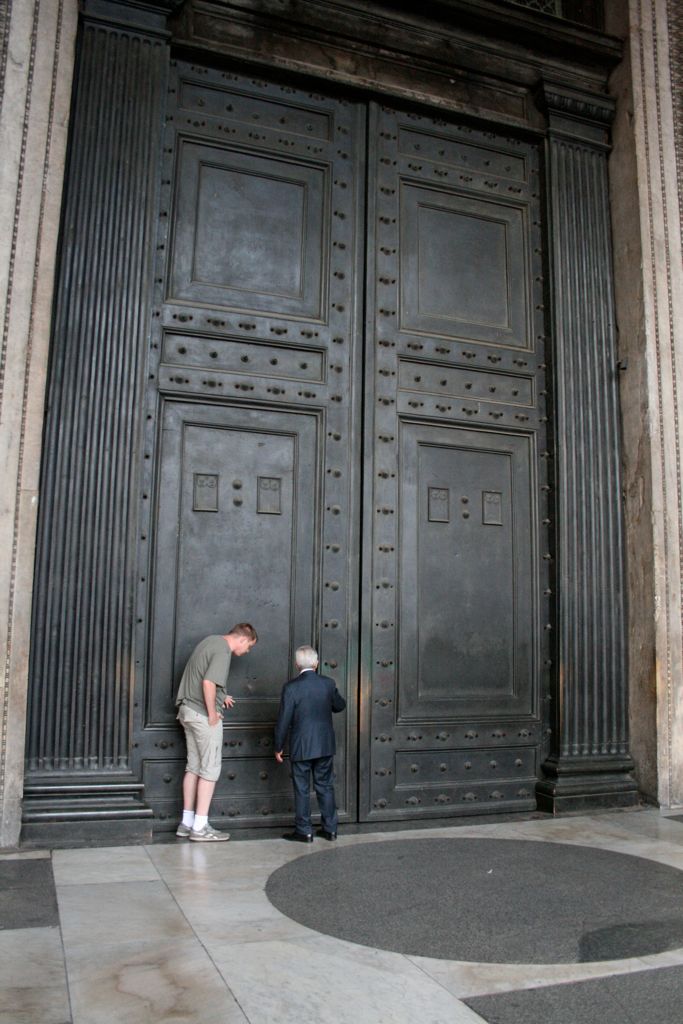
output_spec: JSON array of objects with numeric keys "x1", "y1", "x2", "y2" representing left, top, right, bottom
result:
[
  {"x1": 229, "y1": 623, "x2": 258, "y2": 643},
  {"x1": 295, "y1": 645, "x2": 318, "y2": 669}
]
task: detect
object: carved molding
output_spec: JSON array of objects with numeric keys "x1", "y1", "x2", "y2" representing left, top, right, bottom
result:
[
  {"x1": 174, "y1": 1, "x2": 621, "y2": 131},
  {"x1": 541, "y1": 78, "x2": 616, "y2": 124}
]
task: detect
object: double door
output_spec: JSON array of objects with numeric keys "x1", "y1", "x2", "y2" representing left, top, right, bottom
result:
[{"x1": 132, "y1": 62, "x2": 552, "y2": 828}]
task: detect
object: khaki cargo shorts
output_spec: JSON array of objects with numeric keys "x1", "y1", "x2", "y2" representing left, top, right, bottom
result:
[{"x1": 177, "y1": 704, "x2": 222, "y2": 782}]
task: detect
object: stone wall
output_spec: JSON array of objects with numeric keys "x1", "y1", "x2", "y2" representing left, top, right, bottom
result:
[
  {"x1": 0, "y1": 0, "x2": 78, "y2": 847},
  {"x1": 611, "y1": 0, "x2": 683, "y2": 808}
]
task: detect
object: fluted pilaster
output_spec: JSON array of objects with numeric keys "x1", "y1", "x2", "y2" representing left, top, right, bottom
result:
[
  {"x1": 537, "y1": 81, "x2": 637, "y2": 811},
  {"x1": 26, "y1": 2, "x2": 169, "y2": 778}
]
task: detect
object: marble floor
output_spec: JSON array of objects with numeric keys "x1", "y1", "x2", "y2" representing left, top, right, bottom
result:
[{"x1": 2, "y1": 807, "x2": 683, "y2": 1024}]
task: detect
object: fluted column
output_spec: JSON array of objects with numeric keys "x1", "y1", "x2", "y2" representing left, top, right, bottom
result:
[
  {"x1": 25, "y1": 2, "x2": 175, "y2": 832},
  {"x1": 537, "y1": 81, "x2": 638, "y2": 812}
]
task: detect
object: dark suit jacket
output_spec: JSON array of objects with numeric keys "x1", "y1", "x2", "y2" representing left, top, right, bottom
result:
[{"x1": 274, "y1": 670, "x2": 346, "y2": 762}]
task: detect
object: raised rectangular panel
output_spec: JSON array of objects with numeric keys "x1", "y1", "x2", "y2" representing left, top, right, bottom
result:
[
  {"x1": 149, "y1": 401, "x2": 320, "y2": 725},
  {"x1": 398, "y1": 357, "x2": 533, "y2": 406},
  {"x1": 169, "y1": 139, "x2": 327, "y2": 317},
  {"x1": 398, "y1": 127, "x2": 528, "y2": 181},
  {"x1": 178, "y1": 79, "x2": 333, "y2": 140},
  {"x1": 397, "y1": 420, "x2": 535, "y2": 720},
  {"x1": 399, "y1": 182, "x2": 529, "y2": 348},
  {"x1": 161, "y1": 332, "x2": 326, "y2": 382},
  {"x1": 394, "y1": 746, "x2": 537, "y2": 787}
]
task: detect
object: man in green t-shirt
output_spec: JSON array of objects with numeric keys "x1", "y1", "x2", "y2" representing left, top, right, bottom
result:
[{"x1": 175, "y1": 623, "x2": 258, "y2": 841}]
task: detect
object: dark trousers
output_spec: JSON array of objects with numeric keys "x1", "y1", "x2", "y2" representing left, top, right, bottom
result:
[{"x1": 291, "y1": 755, "x2": 338, "y2": 836}]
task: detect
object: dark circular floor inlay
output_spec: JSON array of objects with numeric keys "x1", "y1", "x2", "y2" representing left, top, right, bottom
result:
[{"x1": 266, "y1": 838, "x2": 683, "y2": 964}]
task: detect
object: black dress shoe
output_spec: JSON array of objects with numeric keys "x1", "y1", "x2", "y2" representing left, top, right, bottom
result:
[
  {"x1": 316, "y1": 829, "x2": 337, "y2": 841},
  {"x1": 282, "y1": 831, "x2": 313, "y2": 843}
]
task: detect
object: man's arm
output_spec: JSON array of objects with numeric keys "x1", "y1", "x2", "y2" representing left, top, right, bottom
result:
[
  {"x1": 202, "y1": 679, "x2": 221, "y2": 727},
  {"x1": 331, "y1": 686, "x2": 346, "y2": 713},
  {"x1": 274, "y1": 686, "x2": 293, "y2": 761}
]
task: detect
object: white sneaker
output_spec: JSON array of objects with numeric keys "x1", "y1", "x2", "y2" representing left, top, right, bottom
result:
[
  {"x1": 175, "y1": 822, "x2": 192, "y2": 838},
  {"x1": 189, "y1": 824, "x2": 230, "y2": 842}
]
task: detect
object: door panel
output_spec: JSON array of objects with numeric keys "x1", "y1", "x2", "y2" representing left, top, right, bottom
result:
[
  {"x1": 132, "y1": 63, "x2": 363, "y2": 828},
  {"x1": 169, "y1": 141, "x2": 327, "y2": 316},
  {"x1": 360, "y1": 103, "x2": 550, "y2": 820},
  {"x1": 398, "y1": 422, "x2": 534, "y2": 719},
  {"x1": 399, "y1": 182, "x2": 529, "y2": 344},
  {"x1": 149, "y1": 402, "x2": 319, "y2": 726}
]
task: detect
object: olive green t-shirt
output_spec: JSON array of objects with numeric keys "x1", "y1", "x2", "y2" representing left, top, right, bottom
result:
[{"x1": 175, "y1": 635, "x2": 232, "y2": 717}]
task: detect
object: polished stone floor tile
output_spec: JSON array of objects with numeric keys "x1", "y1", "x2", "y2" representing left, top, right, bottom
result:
[
  {"x1": 0, "y1": 926, "x2": 70, "y2": 1024},
  {"x1": 65, "y1": 936, "x2": 247, "y2": 1024},
  {"x1": 209, "y1": 934, "x2": 487, "y2": 1024},
  {"x1": 53, "y1": 846, "x2": 160, "y2": 885},
  {"x1": 57, "y1": 880, "x2": 194, "y2": 954},
  {"x1": 170, "y1": 881, "x2": 312, "y2": 946},
  {"x1": 147, "y1": 836, "x2": 303, "y2": 889},
  {"x1": 406, "y1": 952, "x2": 672, "y2": 999}
]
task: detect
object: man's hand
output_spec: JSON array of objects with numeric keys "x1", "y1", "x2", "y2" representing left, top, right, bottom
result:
[
  {"x1": 224, "y1": 695, "x2": 235, "y2": 709},
  {"x1": 208, "y1": 709, "x2": 222, "y2": 727},
  {"x1": 275, "y1": 751, "x2": 284, "y2": 763}
]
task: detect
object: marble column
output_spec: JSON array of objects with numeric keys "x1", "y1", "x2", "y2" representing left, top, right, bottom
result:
[
  {"x1": 0, "y1": 0, "x2": 79, "y2": 848},
  {"x1": 616, "y1": 0, "x2": 683, "y2": 810}
]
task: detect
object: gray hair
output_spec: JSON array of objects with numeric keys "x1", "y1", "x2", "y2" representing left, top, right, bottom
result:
[{"x1": 295, "y1": 645, "x2": 319, "y2": 670}]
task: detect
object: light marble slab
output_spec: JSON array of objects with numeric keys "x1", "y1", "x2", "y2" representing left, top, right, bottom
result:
[
  {"x1": 506, "y1": 817, "x2": 683, "y2": 869},
  {"x1": 57, "y1": 880, "x2": 194, "y2": 954},
  {"x1": 65, "y1": 936, "x2": 247, "y2": 1024},
  {"x1": 0, "y1": 849, "x2": 50, "y2": 861},
  {"x1": 406, "y1": 950, "x2": 683, "y2": 999},
  {"x1": 147, "y1": 838, "x2": 306, "y2": 888},
  {"x1": 53, "y1": 845, "x2": 160, "y2": 885},
  {"x1": 168, "y1": 880, "x2": 317, "y2": 946},
  {"x1": 0, "y1": 926, "x2": 70, "y2": 1024},
  {"x1": 208, "y1": 934, "x2": 488, "y2": 1024}
]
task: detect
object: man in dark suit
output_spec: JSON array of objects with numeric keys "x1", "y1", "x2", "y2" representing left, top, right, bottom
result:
[{"x1": 274, "y1": 645, "x2": 346, "y2": 843}]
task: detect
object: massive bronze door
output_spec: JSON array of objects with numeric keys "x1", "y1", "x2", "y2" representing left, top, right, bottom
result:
[
  {"x1": 132, "y1": 62, "x2": 551, "y2": 828},
  {"x1": 25, "y1": 2, "x2": 636, "y2": 844}
]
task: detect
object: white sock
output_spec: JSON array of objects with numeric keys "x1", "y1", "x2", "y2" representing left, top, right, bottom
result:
[
  {"x1": 193, "y1": 814, "x2": 208, "y2": 831},
  {"x1": 182, "y1": 810, "x2": 195, "y2": 828}
]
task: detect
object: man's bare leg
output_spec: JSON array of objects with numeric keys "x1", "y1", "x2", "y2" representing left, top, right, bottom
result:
[
  {"x1": 195, "y1": 777, "x2": 216, "y2": 817},
  {"x1": 183, "y1": 770, "x2": 198, "y2": 812},
  {"x1": 182, "y1": 772, "x2": 216, "y2": 815}
]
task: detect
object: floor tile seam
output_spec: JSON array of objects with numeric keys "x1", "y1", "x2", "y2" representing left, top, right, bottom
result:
[
  {"x1": 140, "y1": 841, "x2": 167, "y2": 883},
  {"x1": 51, "y1": 846, "x2": 164, "y2": 886},
  {"x1": 571, "y1": 817, "x2": 683, "y2": 849},
  {"x1": 501, "y1": 828, "x2": 683, "y2": 865},
  {"x1": 52, "y1": 853, "x2": 75, "y2": 1024},
  {"x1": 418, "y1": 958, "x2": 672, "y2": 1000},
  {"x1": 154, "y1": 858, "x2": 253, "y2": 1024},
  {"x1": 466, "y1": 949, "x2": 683, "y2": 997},
  {"x1": 403, "y1": 954, "x2": 491, "y2": 1023}
]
